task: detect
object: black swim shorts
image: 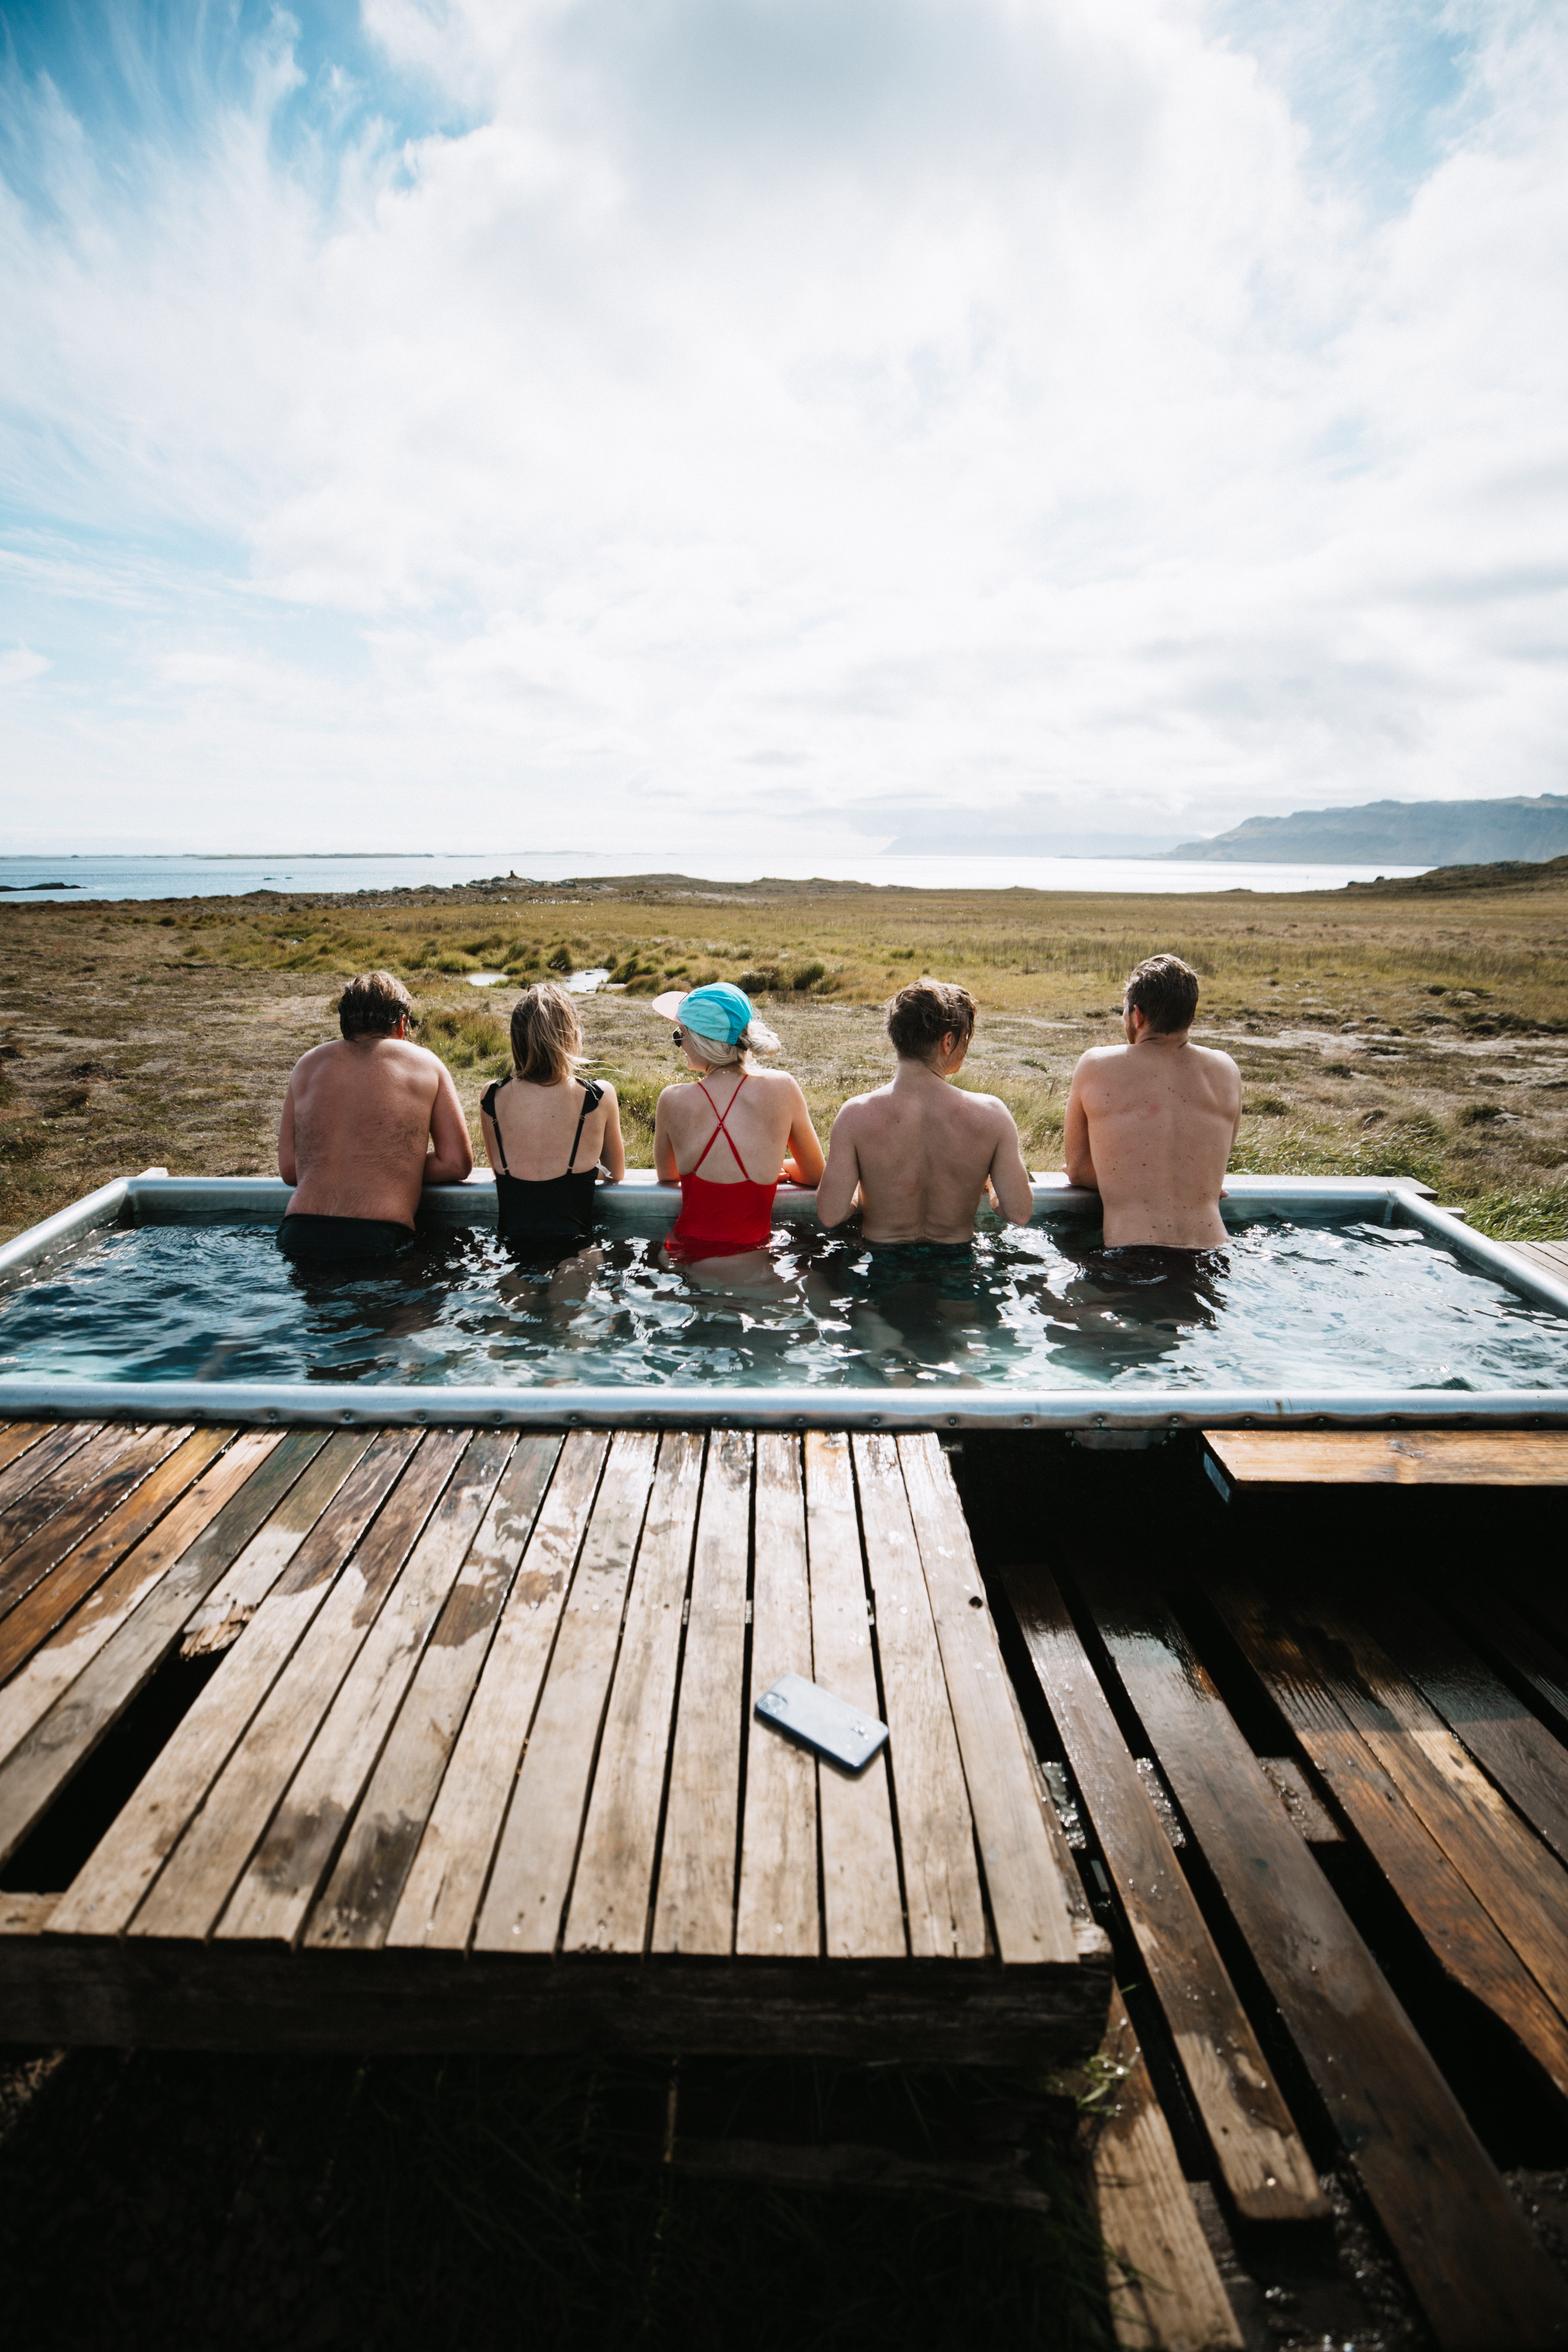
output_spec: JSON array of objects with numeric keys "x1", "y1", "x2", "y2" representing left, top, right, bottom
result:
[{"x1": 276, "y1": 1213, "x2": 417, "y2": 1263}]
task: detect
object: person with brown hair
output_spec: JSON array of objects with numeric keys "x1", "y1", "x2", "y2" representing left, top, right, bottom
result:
[
  {"x1": 815, "y1": 977, "x2": 1034, "y2": 1246},
  {"x1": 648, "y1": 982, "x2": 824, "y2": 1260},
  {"x1": 277, "y1": 970, "x2": 472, "y2": 1261},
  {"x1": 1063, "y1": 952, "x2": 1241, "y2": 1249},
  {"x1": 480, "y1": 982, "x2": 625, "y2": 1247}
]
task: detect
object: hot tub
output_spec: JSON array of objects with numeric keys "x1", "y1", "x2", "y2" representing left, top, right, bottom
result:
[{"x1": 3, "y1": 1170, "x2": 1566, "y2": 1432}]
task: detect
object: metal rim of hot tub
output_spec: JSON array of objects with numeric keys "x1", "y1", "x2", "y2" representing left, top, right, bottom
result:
[{"x1": 1, "y1": 1171, "x2": 1566, "y2": 1433}]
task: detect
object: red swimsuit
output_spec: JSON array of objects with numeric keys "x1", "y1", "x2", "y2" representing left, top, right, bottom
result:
[{"x1": 669, "y1": 1076, "x2": 778, "y2": 1259}]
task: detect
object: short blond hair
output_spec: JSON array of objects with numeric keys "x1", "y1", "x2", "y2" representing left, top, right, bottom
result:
[{"x1": 510, "y1": 982, "x2": 585, "y2": 1085}]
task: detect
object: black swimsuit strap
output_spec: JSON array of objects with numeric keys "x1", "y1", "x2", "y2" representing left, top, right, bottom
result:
[
  {"x1": 480, "y1": 1081, "x2": 510, "y2": 1173},
  {"x1": 566, "y1": 1081, "x2": 604, "y2": 1173},
  {"x1": 488, "y1": 1077, "x2": 603, "y2": 1177}
]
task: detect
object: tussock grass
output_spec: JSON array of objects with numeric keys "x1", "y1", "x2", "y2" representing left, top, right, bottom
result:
[{"x1": 4, "y1": 868, "x2": 1568, "y2": 1235}]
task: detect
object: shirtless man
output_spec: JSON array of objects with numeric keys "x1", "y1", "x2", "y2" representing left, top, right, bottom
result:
[
  {"x1": 816, "y1": 977, "x2": 1035, "y2": 1243},
  {"x1": 277, "y1": 970, "x2": 473, "y2": 1261},
  {"x1": 1063, "y1": 953, "x2": 1241, "y2": 1250}
]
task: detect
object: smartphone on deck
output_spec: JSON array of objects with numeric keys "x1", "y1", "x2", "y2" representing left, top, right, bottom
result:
[{"x1": 753, "y1": 1673, "x2": 889, "y2": 1773}]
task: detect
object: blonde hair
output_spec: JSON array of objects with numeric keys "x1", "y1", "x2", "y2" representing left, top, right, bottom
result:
[
  {"x1": 682, "y1": 1015, "x2": 780, "y2": 1071},
  {"x1": 510, "y1": 982, "x2": 585, "y2": 1085}
]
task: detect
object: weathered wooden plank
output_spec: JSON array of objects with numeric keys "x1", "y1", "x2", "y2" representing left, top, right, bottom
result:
[
  {"x1": 1004, "y1": 1562, "x2": 1324, "y2": 2226},
  {"x1": 1203, "y1": 1429, "x2": 1568, "y2": 1490},
  {"x1": 1372, "y1": 1590, "x2": 1568, "y2": 1872},
  {"x1": 0, "y1": 1424, "x2": 52, "y2": 1481},
  {"x1": 0, "y1": 1422, "x2": 155, "y2": 1567},
  {"x1": 802, "y1": 1432, "x2": 905, "y2": 1961},
  {"x1": 0, "y1": 1432, "x2": 288, "y2": 1774},
  {"x1": 648, "y1": 1430, "x2": 753, "y2": 1957},
  {"x1": 564, "y1": 1433, "x2": 704, "y2": 1954},
  {"x1": 131, "y1": 1431, "x2": 465, "y2": 1941},
  {"x1": 853, "y1": 1435, "x2": 984, "y2": 1961},
  {"x1": 475, "y1": 1432, "x2": 660, "y2": 1955},
  {"x1": 0, "y1": 1424, "x2": 190, "y2": 1620},
  {"x1": 0, "y1": 1423, "x2": 96, "y2": 1515},
  {"x1": 1083, "y1": 1989, "x2": 1243, "y2": 2352},
  {"x1": 1081, "y1": 1563, "x2": 1568, "y2": 2352},
  {"x1": 1445, "y1": 1579, "x2": 1568, "y2": 1747},
  {"x1": 0, "y1": 1939, "x2": 1112, "y2": 2065},
  {"x1": 218, "y1": 1433, "x2": 512, "y2": 1946},
  {"x1": 1212, "y1": 1571, "x2": 1568, "y2": 2102},
  {"x1": 735, "y1": 1435, "x2": 819, "y2": 1959},
  {"x1": 898, "y1": 1436, "x2": 1078, "y2": 1967},
  {"x1": 1279, "y1": 1587, "x2": 1568, "y2": 2030},
  {"x1": 0, "y1": 1429, "x2": 301, "y2": 1871},
  {"x1": 305, "y1": 1436, "x2": 564, "y2": 1949},
  {"x1": 180, "y1": 1431, "x2": 377, "y2": 1658},
  {"x1": 0, "y1": 1427, "x2": 227, "y2": 1684},
  {"x1": 50, "y1": 1432, "x2": 423, "y2": 1939},
  {"x1": 386, "y1": 1433, "x2": 608, "y2": 1952}
]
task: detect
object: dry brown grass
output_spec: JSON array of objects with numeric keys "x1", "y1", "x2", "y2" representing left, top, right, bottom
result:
[{"x1": 4, "y1": 869, "x2": 1567, "y2": 1242}]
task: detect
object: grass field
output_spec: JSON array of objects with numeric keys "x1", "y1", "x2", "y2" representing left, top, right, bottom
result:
[{"x1": 3, "y1": 865, "x2": 1566, "y2": 1243}]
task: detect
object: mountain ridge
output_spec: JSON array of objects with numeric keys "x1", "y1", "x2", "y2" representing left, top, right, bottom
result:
[{"x1": 1164, "y1": 794, "x2": 1568, "y2": 865}]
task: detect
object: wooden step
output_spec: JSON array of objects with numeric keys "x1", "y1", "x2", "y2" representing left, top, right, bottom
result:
[{"x1": 1202, "y1": 1429, "x2": 1568, "y2": 1496}]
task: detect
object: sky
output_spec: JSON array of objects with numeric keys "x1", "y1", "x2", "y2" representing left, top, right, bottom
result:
[{"x1": 0, "y1": 0, "x2": 1565, "y2": 861}]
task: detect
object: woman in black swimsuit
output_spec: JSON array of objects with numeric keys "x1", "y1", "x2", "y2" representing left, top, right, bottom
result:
[{"x1": 480, "y1": 983, "x2": 625, "y2": 1247}]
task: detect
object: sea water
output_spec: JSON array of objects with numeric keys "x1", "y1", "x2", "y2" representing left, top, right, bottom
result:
[{"x1": 2, "y1": 1215, "x2": 1565, "y2": 1392}]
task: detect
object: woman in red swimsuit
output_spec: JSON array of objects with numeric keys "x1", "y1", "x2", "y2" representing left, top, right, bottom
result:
[{"x1": 649, "y1": 984, "x2": 825, "y2": 1261}]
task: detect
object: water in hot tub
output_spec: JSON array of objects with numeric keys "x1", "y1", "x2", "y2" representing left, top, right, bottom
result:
[{"x1": 3, "y1": 1213, "x2": 1568, "y2": 1390}]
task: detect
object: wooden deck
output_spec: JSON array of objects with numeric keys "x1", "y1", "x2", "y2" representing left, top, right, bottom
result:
[
  {"x1": 7, "y1": 1415, "x2": 1568, "y2": 2345},
  {"x1": 0, "y1": 1420, "x2": 1104, "y2": 2063}
]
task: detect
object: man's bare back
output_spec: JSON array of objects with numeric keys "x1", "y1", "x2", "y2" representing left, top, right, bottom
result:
[
  {"x1": 817, "y1": 980, "x2": 1034, "y2": 1244},
  {"x1": 279, "y1": 1034, "x2": 472, "y2": 1227},
  {"x1": 1064, "y1": 965, "x2": 1240, "y2": 1248}
]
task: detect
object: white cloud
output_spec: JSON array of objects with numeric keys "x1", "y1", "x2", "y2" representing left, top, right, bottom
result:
[
  {"x1": 0, "y1": 646, "x2": 49, "y2": 689},
  {"x1": 0, "y1": 0, "x2": 1565, "y2": 852}
]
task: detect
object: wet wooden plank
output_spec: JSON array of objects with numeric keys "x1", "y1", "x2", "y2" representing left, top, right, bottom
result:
[
  {"x1": 802, "y1": 1432, "x2": 905, "y2": 1961},
  {"x1": 0, "y1": 1422, "x2": 155, "y2": 1566},
  {"x1": 0, "y1": 1424, "x2": 190, "y2": 1620},
  {"x1": 0, "y1": 1423, "x2": 96, "y2": 1516},
  {"x1": 649, "y1": 1430, "x2": 754, "y2": 1957},
  {"x1": 51, "y1": 1432, "x2": 423, "y2": 1939},
  {"x1": 386, "y1": 1433, "x2": 608, "y2": 1952},
  {"x1": 1211, "y1": 1571, "x2": 1568, "y2": 2103},
  {"x1": 305, "y1": 1436, "x2": 563, "y2": 1949},
  {"x1": 564, "y1": 1433, "x2": 704, "y2": 1954},
  {"x1": 1446, "y1": 1579, "x2": 1568, "y2": 1747},
  {"x1": 735, "y1": 1435, "x2": 820, "y2": 1960},
  {"x1": 475, "y1": 1432, "x2": 659, "y2": 1956},
  {"x1": 132, "y1": 1431, "x2": 466, "y2": 1941},
  {"x1": 180, "y1": 1431, "x2": 377, "y2": 1659},
  {"x1": 218, "y1": 1434, "x2": 513, "y2": 1946},
  {"x1": 899, "y1": 1436, "x2": 1078, "y2": 1967},
  {"x1": 853, "y1": 1435, "x2": 984, "y2": 1961},
  {"x1": 1278, "y1": 1587, "x2": 1568, "y2": 2029},
  {"x1": 1082, "y1": 1990, "x2": 1242, "y2": 2352},
  {"x1": 1005, "y1": 1562, "x2": 1325, "y2": 2226},
  {"x1": 1081, "y1": 1563, "x2": 1568, "y2": 2352},
  {"x1": 1372, "y1": 1591, "x2": 1568, "y2": 1871},
  {"x1": 0, "y1": 1427, "x2": 228, "y2": 1684},
  {"x1": 0, "y1": 1430, "x2": 302, "y2": 1872},
  {"x1": 1203, "y1": 1429, "x2": 1568, "y2": 1491},
  {"x1": 0, "y1": 1424, "x2": 53, "y2": 1480}
]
